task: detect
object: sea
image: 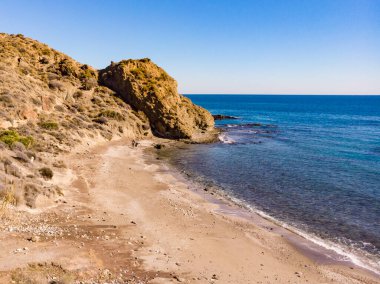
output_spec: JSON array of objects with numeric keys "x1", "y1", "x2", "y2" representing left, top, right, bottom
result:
[{"x1": 165, "y1": 95, "x2": 380, "y2": 274}]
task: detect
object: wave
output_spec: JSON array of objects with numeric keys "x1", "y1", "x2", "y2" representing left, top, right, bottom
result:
[
  {"x1": 172, "y1": 159, "x2": 380, "y2": 276},
  {"x1": 211, "y1": 186, "x2": 380, "y2": 275},
  {"x1": 218, "y1": 133, "x2": 236, "y2": 144}
]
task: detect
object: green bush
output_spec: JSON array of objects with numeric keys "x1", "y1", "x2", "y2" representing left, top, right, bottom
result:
[
  {"x1": 41, "y1": 48, "x2": 51, "y2": 55},
  {"x1": 97, "y1": 110, "x2": 124, "y2": 121},
  {"x1": 80, "y1": 68, "x2": 96, "y2": 79},
  {"x1": 38, "y1": 121, "x2": 59, "y2": 130},
  {"x1": 0, "y1": 130, "x2": 33, "y2": 148}
]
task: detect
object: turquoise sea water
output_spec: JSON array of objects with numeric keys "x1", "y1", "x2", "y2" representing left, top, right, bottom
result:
[{"x1": 169, "y1": 95, "x2": 380, "y2": 272}]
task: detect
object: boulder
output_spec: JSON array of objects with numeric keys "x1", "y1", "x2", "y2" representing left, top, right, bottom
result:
[{"x1": 99, "y1": 59, "x2": 214, "y2": 140}]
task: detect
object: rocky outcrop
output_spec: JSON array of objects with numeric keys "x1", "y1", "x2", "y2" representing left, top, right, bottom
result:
[
  {"x1": 99, "y1": 59, "x2": 214, "y2": 140},
  {"x1": 213, "y1": 114, "x2": 238, "y2": 120}
]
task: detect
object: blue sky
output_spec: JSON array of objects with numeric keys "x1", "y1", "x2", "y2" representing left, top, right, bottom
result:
[{"x1": 1, "y1": 0, "x2": 379, "y2": 94}]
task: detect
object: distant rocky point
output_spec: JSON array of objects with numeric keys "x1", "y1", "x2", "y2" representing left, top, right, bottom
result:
[{"x1": 212, "y1": 114, "x2": 239, "y2": 120}]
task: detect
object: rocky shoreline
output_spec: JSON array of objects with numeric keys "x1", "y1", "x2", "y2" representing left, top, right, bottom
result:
[{"x1": 1, "y1": 33, "x2": 379, "y2": 283}]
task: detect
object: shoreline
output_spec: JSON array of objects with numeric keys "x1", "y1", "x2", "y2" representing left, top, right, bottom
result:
[
  {"x1": 150, "y1": 141, "x2": 380, "y2": 278},
  {"x1": 0, "y1": 138, "x2": 379, "y2": 283}
]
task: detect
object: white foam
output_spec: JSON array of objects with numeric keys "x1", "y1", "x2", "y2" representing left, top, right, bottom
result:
[
  {"x1": 218, "y1": 133, "x2": 236, "y2": 144},
  {"x1": 239, "y1": 202, "x2": 380, "y2": 275}
]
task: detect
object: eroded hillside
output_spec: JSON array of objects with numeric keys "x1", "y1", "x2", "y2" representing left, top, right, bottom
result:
[{"x1": 0, "y1": 33, "x2": 214, "y2": 208}]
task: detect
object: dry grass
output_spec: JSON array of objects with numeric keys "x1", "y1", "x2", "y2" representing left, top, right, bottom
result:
[{"x1": 0, "y1": 182, "x2": 18, "y2": 218}]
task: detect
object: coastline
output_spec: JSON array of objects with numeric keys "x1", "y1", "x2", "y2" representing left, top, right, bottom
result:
[
  {"x1": 0, "y1": 138, "x2": 379, "y2": 283},
  {"x1": 152, "y1": 140, "x2": 380, "y2": 277}
]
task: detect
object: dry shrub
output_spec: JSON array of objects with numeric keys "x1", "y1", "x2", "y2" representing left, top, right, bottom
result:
[
  {"x1": 73, "y1": 90, "x2": 83, "y2": 99},
  {"x1": 24, "y1": 183, "x2": 39, "y2": 208},
  {"x1": 38, "y1": 121, "x2": 59, "y2": 130},
  {"x1": 0, "y1": 182, "x2": 19, "y2": 216},
  {"x1": 48, "y1": 79, "x2": 64, "y2": 91},
  {"x1": 39, "y1": 167, "x2": 53, "y2": 180},
  {"x1": 93, "y1": 117, "x2": 108, "y2": 124},
  {"x1": 81, "y1": 77, "x2": 97, "y2": 90},
  {"x1": 11, "y1": 141, "x2": 26, "y2": 152},
  {"x1": 98, "y1": 110, "x2": 125, "y2": 121},
  {"x1": 5, "y1": 164, "x2": 22, "y2": 178},
  {"x1": 12, "y1": 151, "x2": 30, "y2": 163}
]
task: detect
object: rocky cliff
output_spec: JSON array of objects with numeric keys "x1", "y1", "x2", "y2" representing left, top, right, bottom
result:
[
  {"x1": 0, "y1": 33, "x2": 214, "y2": 208},
  {"x1": 99, "y1": 59, "x2": 214, "y2": 140}
]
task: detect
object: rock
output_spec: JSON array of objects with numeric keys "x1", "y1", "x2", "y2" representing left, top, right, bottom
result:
[
  {"x1": 27, "y1": 235, "x2": 40, "y2": 242},
  {"x1": 173, "y1": 275, "x2": 185, "y2": 282},
  {"x1": 20, "y1": 107, "x2": 38, "y2": 120},
  {"x1": 154, "y1": 144, "x2": 164, "y2": 150},
  {"x1": 212, "y1": 114, "x2": 238, "y2": 120},
  {"x1": 99, "y1": 59, "x2": 214, "y2": 140}
]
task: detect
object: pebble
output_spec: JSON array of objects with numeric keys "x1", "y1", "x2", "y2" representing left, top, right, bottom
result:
[
  {"x1": 27, "y1": 235, "x2": 40, "y2": 242},
  {"x1": 173, "y1": 275, "x2": 185, "y2": 282}
]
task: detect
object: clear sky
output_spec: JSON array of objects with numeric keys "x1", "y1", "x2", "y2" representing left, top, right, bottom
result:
[{"x1": 1, "y1": 0, "x2": 379, "y2": 94}]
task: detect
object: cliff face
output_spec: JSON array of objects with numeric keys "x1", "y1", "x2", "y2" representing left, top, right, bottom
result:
[
  {"x1": 0, "y1": 33, "x2": 214, "y2": 208},
  {"x1": 99, "y1": 59, "x2": 214, "y2": 140}
]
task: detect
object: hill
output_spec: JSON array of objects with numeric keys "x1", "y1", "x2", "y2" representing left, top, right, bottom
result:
[{"x1": 0, "y1": 33, "x2": 215, "y2": 208}]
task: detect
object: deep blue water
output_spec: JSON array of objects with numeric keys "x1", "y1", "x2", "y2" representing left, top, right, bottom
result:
[{"x1": 168, "y1": 95, "x2": 380, "y2": 271}]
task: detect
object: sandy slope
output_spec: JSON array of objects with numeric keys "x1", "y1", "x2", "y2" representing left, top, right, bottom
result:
[{"x1": 0, "y1": 139, "x2": 378, "y2": 283}]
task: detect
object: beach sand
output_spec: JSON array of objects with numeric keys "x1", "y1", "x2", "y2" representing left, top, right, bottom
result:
[{"x1": 0, "y1": 138, "x2": 378, "y2": 283}]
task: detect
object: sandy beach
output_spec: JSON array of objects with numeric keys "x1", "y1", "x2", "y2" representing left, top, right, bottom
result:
[{"x1": 0, "y1": 138, "x2": 379, "y2": 283}]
